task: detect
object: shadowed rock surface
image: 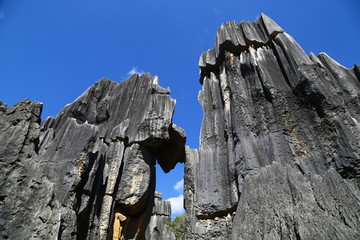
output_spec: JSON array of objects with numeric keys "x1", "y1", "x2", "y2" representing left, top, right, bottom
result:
[
  {"x1": 1, "y1": 13, "x2": 360, "y2": 240},
  {"x1": 0, "y1": 73, "x2": 185, "y2": 239},
  {"x1": 145, "y1": 192, "x2": 175, "y2": 240},
  {"x1": 0, "y1": 100, "x2": 61, "y2": 239},
  {"x1": 185, "y1": 14, "x2": 360, "y2": 239}
]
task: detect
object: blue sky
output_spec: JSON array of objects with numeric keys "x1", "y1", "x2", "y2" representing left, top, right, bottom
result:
[{"x1": 0, "y1": 0, "x2": 359, "y2": 218}]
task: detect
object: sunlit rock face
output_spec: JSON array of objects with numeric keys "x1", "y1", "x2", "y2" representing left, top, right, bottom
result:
[
  {"x1": 0, "y1": 73, "x2": 186, "y2": 239},
  {"x1": 1, "y1": 13, "x2": 360, "y2": 240},
  {"x1": 184, "y1": 14, "x2": 360, "y2": 240}
]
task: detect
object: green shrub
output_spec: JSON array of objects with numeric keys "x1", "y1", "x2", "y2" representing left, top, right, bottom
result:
[{"x1": 166, "y1": 214, "x2": 185, "y2": 240}]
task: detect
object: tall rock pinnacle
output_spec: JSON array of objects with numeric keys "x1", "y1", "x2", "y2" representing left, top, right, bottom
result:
[
  {"x1": 184, "y1": 14, "x2": 360, "y2": 239},
  {"x1": 1, "y1": 13, "x2": 359, "y2": 240},
  {"x1": 0, "y1": 73, "x2": 185, "y2": 239}
]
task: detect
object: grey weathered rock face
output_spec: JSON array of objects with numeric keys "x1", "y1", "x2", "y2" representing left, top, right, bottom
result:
[
  {"x1": 2, "y1": 13, "x2": 360, "y2": 240},
  {"x1": 0, "y1": 73, "x2": 185, "y2": 239},
  {"x1": 145, "y1": 192, "x2": 175, "y2": 240},
  {"x1": 185, "y1": 14, "x2": 360, "y2": 239},
  {"x1": 233, "y1": 162, "x2": 360, "y2": 240},
  {"x1": 0, "y1": 100, "x2": 61, "y2": 240}
]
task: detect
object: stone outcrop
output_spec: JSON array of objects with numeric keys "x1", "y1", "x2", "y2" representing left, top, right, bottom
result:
[
  {"x1": 145, "y1": 192, "x2": 175, "y2": 240},
  {"x1": 0, "y1": 100, "x2": 61, "y2": 240},
  {"x1": 185, "y1": 14, "x2": 360, "y2": 239},
  {"x1": 232, "y1": 162, "x2": 360, "y2": 239},
  {"x1": 1, "y1": 13, "x2": 360, "y2": 240},
  {"x1": 0, "y1": 73, "x2": 185, "y2": 239}
]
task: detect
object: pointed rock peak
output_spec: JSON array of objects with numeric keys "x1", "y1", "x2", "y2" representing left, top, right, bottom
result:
[
  {"x1": 309, "y1": 52, "x2": 325, "y2": 67},
  {"x1": 317, "y1": 52, "x2": 349, "y2": 70},
  {"x1": 258, "y1": 13, "x2": 284, "y2": 37},
  {"x1": 139, "y1": 72, "x2": 151, "y2": 79},
  {"x1": 152, "y1": 75, "x2": 159, "y2": 85},
  {"x1": 96, "y1": 77, "x2": 111, "y2": 84},
  {"x1": 190, "y1": 13, "x2": 360, "y2": 240},
  {"x1": 127, "y1": 72, "x2": 153, "y2": 83},
  {"x1": 199, "y1": 14, "x2": 286, "y2": 83}
]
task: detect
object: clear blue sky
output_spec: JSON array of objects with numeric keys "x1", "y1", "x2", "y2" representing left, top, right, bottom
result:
[{"x1": 0, "y1": 0, "x2": 359, "y2": 217}]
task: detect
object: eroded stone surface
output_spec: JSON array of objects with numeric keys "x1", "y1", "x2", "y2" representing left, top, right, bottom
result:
[
  {"x1": 116, "y1": 143, "x2": 154, "y2": 213},
  {"x1": 0, "y1": 100, "x2": 61, "y2": 240},
  {"x1": 145, "y1": 192, "x2": 175, "y2": 240},
  {"x1": 0, "y1": 73, "x2": 185, "y2": 239},
  {"x1": 185, "y1": 14, "x2": 360, "y2": 239},
  {"x1": 2, "y1": 13, "x2": 360, "y2": 240},
  {"x1": 232, "y1": 162, "x2": 360, "y2": 239}
]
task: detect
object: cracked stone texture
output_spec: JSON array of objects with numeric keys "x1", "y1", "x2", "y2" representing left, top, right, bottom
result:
[
  {"x1": 185, "y1": 14, "x2": 360, "y2": 239},
  {"x1": 0, "y1": 73, "x2": 185, "y2": 239},
  {"x1": 145, "y1": 192, "x2": 175, "y2": 240},
  {"x1": 232, "y1": 162, "x2": 360, "y2": 240},
  {"x1": 0, "y1": 100, "x2": 61, "y2": 240}
]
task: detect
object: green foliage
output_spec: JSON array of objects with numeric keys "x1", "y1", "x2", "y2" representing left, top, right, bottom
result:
[{"x1": 166, "y1": 214, "x2": 186, "y2": 240}]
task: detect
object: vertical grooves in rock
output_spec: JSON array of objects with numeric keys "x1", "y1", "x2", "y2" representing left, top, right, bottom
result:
[
  {"x1": 1, "y1": 13, "x2": 360, "y2": 240},
  {"x1": 0, "y1": 74, "x2": 186, "y2": 239},
  {"x1": 185, "y1": 13, "x2": 360, "y2": 240}
]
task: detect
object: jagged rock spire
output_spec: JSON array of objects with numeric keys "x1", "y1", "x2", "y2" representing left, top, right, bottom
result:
[
  {"x1": 0, "y1": 73, "x2": 186, "y2": 239},
  {"x1": 185, "y1": 14, "x2": 360, "y2": 239},
  {"x1": 199, "y1": 13, "x2": 284, "y2": 79}
]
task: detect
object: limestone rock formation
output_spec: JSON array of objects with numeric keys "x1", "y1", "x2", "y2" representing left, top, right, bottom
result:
[
  {"x1": 233, "y1": 162, "x2": 360, "y2": 239},
  {"x1": 185, "y1": 14, "x2": 360, "y2": 239},
  {"x1": 0, "y1": 73, "x2": 185, "y2": 239},
  {"x1": 1, "y1": 13, "x2": 360, "y2": 240},
  {"x1": 145, "y1": 192, "x2": 175, "y2": 240},
  {"x1": 0, "y1": 100, "x2": 61, "y2": 239}
]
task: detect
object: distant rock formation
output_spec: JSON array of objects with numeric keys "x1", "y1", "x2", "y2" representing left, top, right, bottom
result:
[
  {"x1": 184, "y1": 14, "x2": 360, "y2": 239},
  {"x1": 145, "y1": 192, "x2": 175, "y2": 240},
  {"x1": 0, "y1": 73, "x2": 185, "y2": 239}
]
